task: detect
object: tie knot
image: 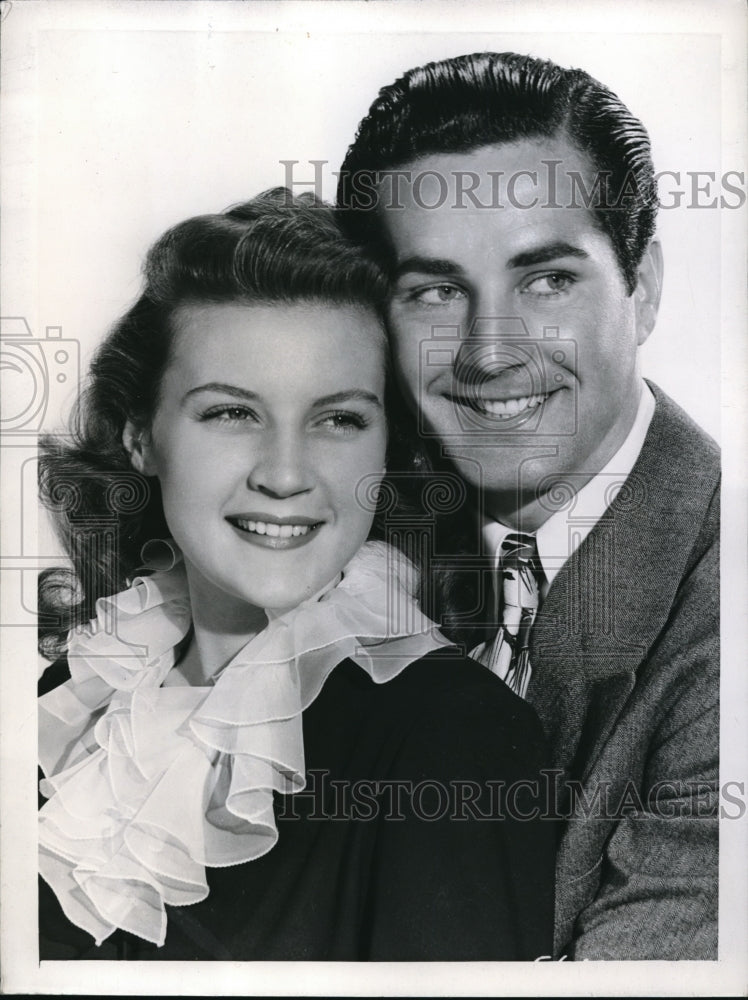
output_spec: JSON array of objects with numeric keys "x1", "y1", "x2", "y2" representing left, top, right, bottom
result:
[{"x1": 500, "y1": 532, "x2": 538, "y2": 567}]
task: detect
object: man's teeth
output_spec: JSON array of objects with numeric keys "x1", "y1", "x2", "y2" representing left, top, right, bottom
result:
[
  {"x1": 472, "y1": 393, "x2": 549, "y2": 418},
  {"x1": 234, "y1": 519, "x2": 314, "y2": 538}
]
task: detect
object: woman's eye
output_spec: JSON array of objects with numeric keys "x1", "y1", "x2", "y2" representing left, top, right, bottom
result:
[
  {"x1": 200, "y1": 405, "x2": 259, "y2": 425},
  {"x1": 522, "y1": 272, "x2": 575, "y2": 297},
  {"x1": 316, "y1": 411, "x2": 368, "y2": 434},
  {"x1": 409, "y1": 283, "x2": 467, "y2": 306}
]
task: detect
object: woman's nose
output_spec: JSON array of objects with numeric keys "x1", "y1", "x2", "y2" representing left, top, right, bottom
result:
[{"x1": 246, "y1": 433, "x2": 313, "y2": 500}]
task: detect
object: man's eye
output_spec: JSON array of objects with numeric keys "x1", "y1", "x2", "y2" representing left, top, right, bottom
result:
[
  {"x1": 409, "y1": 284, "x2": 467, "y2": 306},
  {"x1": 522, "y1": 273, "x2": 575, "y2": 297}
]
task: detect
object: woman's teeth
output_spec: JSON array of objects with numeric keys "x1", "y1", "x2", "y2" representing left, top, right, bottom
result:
[
  {"x1": 234, "y1": 519, "x2": 315, "y2": 538},
  {"x1": 474, "y1": 392, "x2": 549, "y2": 418}
]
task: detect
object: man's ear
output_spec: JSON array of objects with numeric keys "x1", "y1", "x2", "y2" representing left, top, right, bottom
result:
[
  {"x1": 633, "y1": 239, "x2": 663, "y2": 347},
  {"x1": 122, "y1": 420, "x2": 156, "y2": 476}
]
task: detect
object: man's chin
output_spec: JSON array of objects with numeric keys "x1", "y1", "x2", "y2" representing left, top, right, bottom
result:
[
  {"x1": 443, "y1": 451, "x2": 589, "y2": 525},
  {"x1": 441, "y1": 442, "x2": 567, "y2": 483}
]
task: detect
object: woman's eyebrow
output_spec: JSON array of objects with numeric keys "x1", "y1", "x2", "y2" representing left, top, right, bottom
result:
[
  {"x1": 182, "y1": 385, "x2": 383, "y2": 408},
  {"x1": 313, "y1": 390, "x2": 383, "y2": 408},
  {"x1": 183, "y1": 383, "x2": 260, "y2": 402}
]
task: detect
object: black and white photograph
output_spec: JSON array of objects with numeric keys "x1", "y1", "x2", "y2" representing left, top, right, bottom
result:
[{"x1": 1, "y1": 0, "x2": 746, "y2": 995}]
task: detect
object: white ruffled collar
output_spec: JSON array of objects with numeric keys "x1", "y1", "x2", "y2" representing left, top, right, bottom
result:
[{"x1": 38, "y1": 540, "x2": 451, "y2": 948}]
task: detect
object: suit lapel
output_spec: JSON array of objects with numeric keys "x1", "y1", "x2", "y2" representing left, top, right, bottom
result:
[
  {"x1": 528, "y1": 515, "x2": 639, "y2": 785},
  {"x1": 527, "y1": 384, "x2": 718, "y2": 785}
]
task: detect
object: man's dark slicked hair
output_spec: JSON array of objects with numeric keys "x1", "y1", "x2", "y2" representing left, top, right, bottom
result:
[{"x1": 337, "y1": 51, "x2": 658, "y2": 293}]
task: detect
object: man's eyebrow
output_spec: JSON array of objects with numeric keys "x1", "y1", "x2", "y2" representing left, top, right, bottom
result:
[
  {"x1": 392, "y1": 244, "x2": 589, "y2": 280},
  {"x1": 507, "y1": 242, "x2": 590, "y2": 269},
  {"x1": 183, "y1": 384, "x2": 382, "y2": 408},
  {"x1": 392, "y1": 257, "x2": 464, "y2": 281}
]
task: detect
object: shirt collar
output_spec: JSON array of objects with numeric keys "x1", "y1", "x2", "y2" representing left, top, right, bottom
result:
[{"x1": 482, "y1": 380, "x2": 656, "y2": 590}]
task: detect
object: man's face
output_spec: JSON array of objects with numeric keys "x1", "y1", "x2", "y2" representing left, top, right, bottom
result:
[{"x1": 383, "y1": 137, "x2": 660, "y2": 528}]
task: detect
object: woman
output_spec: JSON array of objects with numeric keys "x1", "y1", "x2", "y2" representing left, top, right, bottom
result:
[{"x1": 38, "y1": 190, "x2": 555, "y2": 961}]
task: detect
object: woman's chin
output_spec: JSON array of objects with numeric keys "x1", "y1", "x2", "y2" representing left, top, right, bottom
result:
[{"x1": 261, "y1": 572, "x2": 344, "y2": 615}]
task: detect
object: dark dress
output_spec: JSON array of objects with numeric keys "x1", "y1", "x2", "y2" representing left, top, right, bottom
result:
[{"x1": 39, "y1": 649, "x2": 556, "y2": 961}]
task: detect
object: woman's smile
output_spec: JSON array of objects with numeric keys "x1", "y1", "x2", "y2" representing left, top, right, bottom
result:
[{"x1": 227, "y1": 513, "x2": 325, "y2": 548}]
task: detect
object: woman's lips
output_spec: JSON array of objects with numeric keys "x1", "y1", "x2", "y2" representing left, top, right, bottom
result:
[
  {"x1": 226, "y1": 515, "x2": 324, "y2": 549},
  {"x1": 234, "y1": 517, "x2": 317, "y2": 538}
]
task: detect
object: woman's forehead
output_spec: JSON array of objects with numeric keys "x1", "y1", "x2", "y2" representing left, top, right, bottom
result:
[{"x1": 163, "y1": 299, "x2": 387, "y2": 397}]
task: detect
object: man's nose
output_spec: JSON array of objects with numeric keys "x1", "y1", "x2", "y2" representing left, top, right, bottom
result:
[
  {"x1": 453, "y1": 314, "x2": 536, "y2": 385},
  {"x1": 246, "y1": 431, "x2": 313, "y2": 500}
]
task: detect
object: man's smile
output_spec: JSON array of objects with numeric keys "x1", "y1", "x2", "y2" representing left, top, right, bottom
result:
[{"x1": 445, "y1": 389, "x2": 552, "y2": 420}]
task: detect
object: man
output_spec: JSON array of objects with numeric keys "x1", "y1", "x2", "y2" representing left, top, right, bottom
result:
[{"x1": 337, "y1": 52, "x2": 719, "y2": 960}]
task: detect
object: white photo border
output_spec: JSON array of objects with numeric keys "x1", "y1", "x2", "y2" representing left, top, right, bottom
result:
[{"x1": 1, "y1": 0, "x2": 746, "y2": 995}]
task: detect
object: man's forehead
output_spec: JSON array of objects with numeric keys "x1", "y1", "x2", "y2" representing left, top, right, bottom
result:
[
  {"x1": 378, "y1": 135, "x2": 599, "y2": 205},
  {"x1": 379, "y1": 177, "x2": 609, "y2": 270},
  {"x1": 409, "y1": 133, "x2": 588, "y2": 166}
]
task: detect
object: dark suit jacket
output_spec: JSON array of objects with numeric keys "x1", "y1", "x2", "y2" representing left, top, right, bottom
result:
[{"x1": 528, "y1": 382, "x2": 719, "y2": 959}]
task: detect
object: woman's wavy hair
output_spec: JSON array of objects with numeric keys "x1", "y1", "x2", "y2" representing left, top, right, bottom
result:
[
  {"x1": 337, "y1": 51, "x2": 658, "y2": 293},
  {"x1": 38, "y1": 188, "x2": 402, "y2": 659}
]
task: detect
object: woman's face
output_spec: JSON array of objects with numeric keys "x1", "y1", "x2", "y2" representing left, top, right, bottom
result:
[{"x1": 131, "y1": 300, "x2": 387, "y2": 615}]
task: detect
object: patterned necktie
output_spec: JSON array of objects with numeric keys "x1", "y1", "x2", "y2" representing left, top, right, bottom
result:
[{"x1": 484, "y1": 532, "x2": 542, "y2": 699}]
